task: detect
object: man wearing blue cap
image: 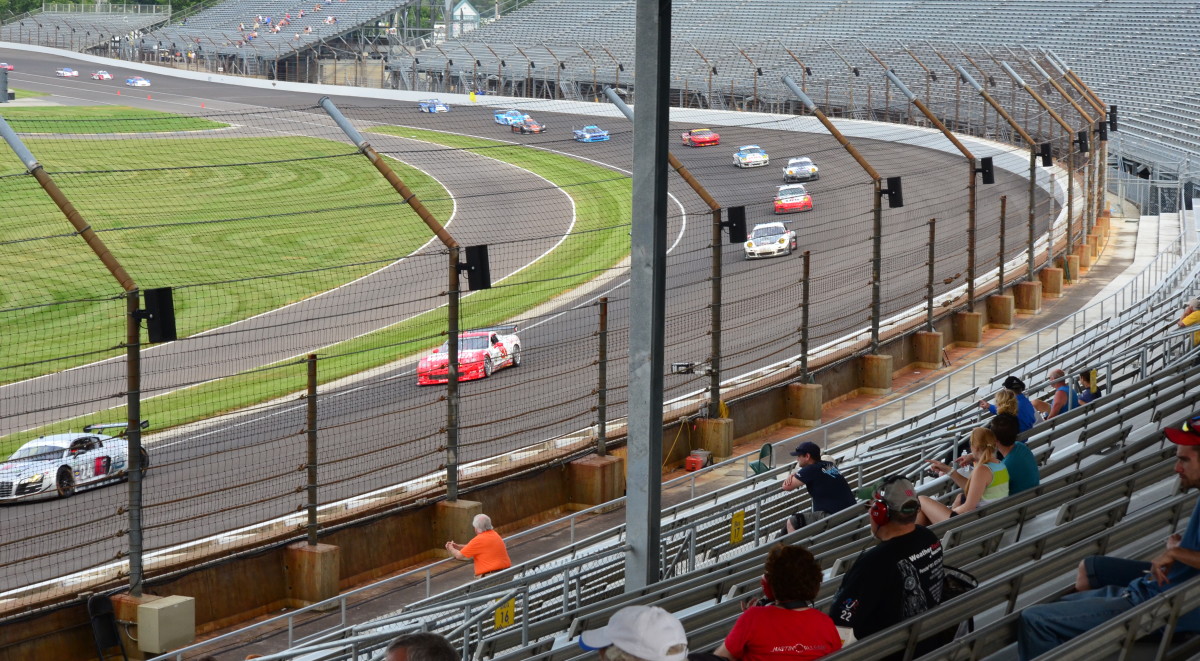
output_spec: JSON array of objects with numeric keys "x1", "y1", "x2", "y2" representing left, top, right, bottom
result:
[
  {"x1": 783, "y1": 441, "x2": 856, "y2": 534},
  {"x1": 1017, "y1": 415, "x2": 1200, "y2": 659}
]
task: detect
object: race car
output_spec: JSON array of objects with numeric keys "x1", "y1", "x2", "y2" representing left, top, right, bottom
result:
[
  {"x1": 0, "y1": 423, "x2": 149, "y2": 502},
  {"x1": 743, "y1": 222, "x2": 798, "y2": 259},
  {"x1": 418, "y1": 99, "x2": 451, "y2": 112},
  {"x1": 512, "y1": 117, "x2": 546, "y2": 134},
  {"x1": 681, "y1": 128, "x2": 720, "y2": 147},
  {"x1": 774, "y1": 183, "x2": 814, "y2": 214},
  {"x1": 494, "y1": 109, "x2": 530, "y2": 125},
  {"x1": 55, "y1": 67, "x2": 79, "y2": 77},
  {"x1": 733, "y1": 145, "x2": 769, "y2": 168},
  {"x1": 416, "y1": 327, "x2": 522, "y2": 385},
  {"x1": 573, "y1": 125, "x2": 610, "y2": 142},
  {"x1": 90, "y1": 70, "x2": 114, "y2": 80},
  {"x1": 0, "y1": 62, "x2": 13, "y2": 71},
  {"x1": 125, "y1": 76, "x2": 151, "y2": 87},
  {"x1": 782, "y1": 156, "x2": 820, "y2": 182}
]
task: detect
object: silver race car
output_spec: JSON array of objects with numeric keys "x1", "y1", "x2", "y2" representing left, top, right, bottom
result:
[{"x1": 0, "y1": 422, "x2": 149, "y2": 501}]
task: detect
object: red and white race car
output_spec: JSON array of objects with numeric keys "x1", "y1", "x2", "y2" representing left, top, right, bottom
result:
[
  {"x1": 90, "y1": 70, "x2": 114, "y2": 80},
  {"x1": 417, "y1": 327, "x2": 522, "y2": 385},
  {"x1": 680, "y1": 128, "x2": 720, "y2": 147},
  {"x1": 774, "y1": 183, "x2": 814, "y2": 214},
  {"x1": 0, "y1": 62, "x2": 14, "y2": 71}
]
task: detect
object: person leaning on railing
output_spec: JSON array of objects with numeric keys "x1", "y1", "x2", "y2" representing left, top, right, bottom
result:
[{"x1": 918, "y1": 427, "x2": 1010, "y2": 524}]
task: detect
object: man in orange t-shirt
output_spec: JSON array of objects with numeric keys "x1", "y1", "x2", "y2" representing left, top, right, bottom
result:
[{"x1": 445, "y1": 514, "x2": 512, "y2": 577}]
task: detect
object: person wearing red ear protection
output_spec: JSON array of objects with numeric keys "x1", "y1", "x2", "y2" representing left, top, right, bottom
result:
[{"x1": 828, "y1": 476, "x2": 950, "y2": 661}]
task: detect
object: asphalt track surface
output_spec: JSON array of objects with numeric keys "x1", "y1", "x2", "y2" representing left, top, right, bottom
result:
[{"x1": 0, "y1": 49, "x2": 1056, "y2": 592}]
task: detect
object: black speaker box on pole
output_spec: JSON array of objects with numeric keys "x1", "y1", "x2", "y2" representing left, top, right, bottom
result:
[
  {"x1": 726, "y1": 206, "x2": 747, "y2": 243},
  {"x1": 464, "y1": 245, "x2": 492, "y2": 290},
  {"x1": 144, "y1": 287, "x2": 177, "y2": 343}
]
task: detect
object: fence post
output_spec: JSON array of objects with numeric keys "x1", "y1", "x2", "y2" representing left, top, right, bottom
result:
[
  {"x1": 447, "y1": 246, "x2": 461, "y2": 501},
  {"x1": 1029, "y1": 148, "x2": 1037, "y2": 279},
  {"x1": 998, "y1": 195, "x2": 1007, "y2": 291},
  {"x1": 126, "y1": 290, "x2": 146, "y2": 597},
  {"x1": 597, "y1": 296, "x2": 608, "y2": 455},
  {"x1": 800, "y1": 250, "x2": 811, "y2": 380},
  {"x1": 306, "y1": 354, "x2": 319, "y2": 545},
  {"x1": 709, "y1": 207, "x2": 722, "y2": 417},
  {"x1": 926, "y1": 219, "x2": 936, "y2": 330}
]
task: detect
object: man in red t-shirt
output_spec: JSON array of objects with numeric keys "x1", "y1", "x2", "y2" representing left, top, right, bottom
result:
[{"x1": 445, "y1": 513, "x2": 512, "y2": 577}]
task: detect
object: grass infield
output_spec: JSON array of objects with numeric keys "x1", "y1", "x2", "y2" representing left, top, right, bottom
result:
[
  {"x1": 0, "y1": 105, "x2": 226, "y2": 132},
  {"x1": 1, "y1": 125, "x2": 631, "y2": 454}
]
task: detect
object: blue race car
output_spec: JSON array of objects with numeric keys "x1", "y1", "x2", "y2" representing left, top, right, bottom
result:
[
  {"x1": 573, "y1": 126, "x2": 610, "y2": 142},
  {"x1": 493, "y1": 109, "x2": 529, "y2": 125},
  {"x1": 418, "y1": 99, "x2": 451, "y2": 112}
]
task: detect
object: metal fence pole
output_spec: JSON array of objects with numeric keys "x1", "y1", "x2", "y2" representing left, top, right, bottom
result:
[
  {"x1": 1029, "y1": 149, "x2": 1037, "y2": 279},
  {"x1": 447, "y1": 246, "x2": 461, "y2": 501},
  {"x1": 800, "y1": 250, "x2": 811, "y2": 380},
  {"x1": 926, "y1": 219, "x2": 936, "y2": 330},
  {"x1": 709, "y1": 207, "x2": 722, "y2": 417},
  {"x1": 126, "y1": 291, "x2": 145, "y2": 597},
  {"x1": 596, "y1": 297, "x2": 608, "y2": 455},
  {"x1": 306, "y1": 354, "x2": 319, "y2": 545},
  {"x1": 998, "y1": 195, "x2": 1007, "y2": 292}
]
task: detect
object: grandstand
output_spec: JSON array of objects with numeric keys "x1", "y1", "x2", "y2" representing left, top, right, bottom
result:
[{"x1": 0, "y1": 3, "x2": 169, "y2": 53}]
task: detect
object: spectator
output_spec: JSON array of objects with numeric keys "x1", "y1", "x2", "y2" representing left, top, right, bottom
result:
[
  {"x1": 709, "y1": 544, "x2": 840, "y2": 660},
  {"x1": 1178, "y1": 297, "x2": 1200, "y2": 345},
  {"x1": 782, "y1": 441, "x2": 857, "y2": 534},
  {"x1": 1017, "y1": 415, "x2": 1200, "y2": 659},
  {"x1": 918, "y1": 427, "x2": 1009, "y2": 524},
  {"x1": 958, "y1": 417, "x2": 1039, "y2": 495},
  {"x1": 445, "y1": 513, "x2": 511, "y2": 577},
  {"x1": 385, "y1": 632, "x2": 456, "y2": 661},
  {"x1": 979, "y1": 375, "x2": 1038, "y2": 432},
  {"x1": 989, "y1": 389, "x2": 1022, "y2": 439},
  {"x1": 1076, "y1": 369, "x2": 1104, "y2": 404},
  {"x1": 1032, "y1": 369, "x2": 1078, "y2": 419},
  {"x1": 579, "y1": 605, "x2": 688, "y2": 660},
  {"x1": 829, "y1": 476, "x2": 947, "y2": 660}
]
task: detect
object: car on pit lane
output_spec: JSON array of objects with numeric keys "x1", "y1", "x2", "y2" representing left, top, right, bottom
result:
[
  {"x1": 743, "y1": 222, "x2": 798, "y2": 259},
  {"x1": 494, "y1": 109, "x2": 530, "y2": 125},
  {"x1": 125, "y1": 76, "x2": 151, "y2": 87},
  {"x1": 418, "y1": 99, "x2": 451, "y2": 112},
  {"x1": 512, "y1": 117, "x2": 547, "y2": 134},
  {"x1": 0, "y1": 62, "x2": 13, "y2": 71},
  {"x1": 774, "y1": 183, "x2": 813, "y2": 214},
  {"x1": 680, "y1": 128, "x2": 720, "y2": 147},
  {"x1": 732, "y1": 144, "x2": 769, "y2": 168},
  {"x1": 782, "y1": 156, "x2": 820, "y2": 182},
  {"x1": 55, "y1": 67, "x2": 80, "y2": 77},
  {"x1": 417, "y1": 327, "x2": 522, "y2": 385},
  {"x1": 90, "y1": 70, "x2": 114, "y2": 80},
  {"x1": 0, "y1": 423, "x2": 149, "y2": 502},
  {"x1": 573, "y1": 125, "x2": 610, "y2": 142}
]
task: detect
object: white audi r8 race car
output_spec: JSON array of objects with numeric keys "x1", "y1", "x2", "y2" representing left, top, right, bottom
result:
[
  {"x1": 417, "y1": 327, "x2": 522, "y2": 384},
  {"x1": 743, "y1": 222, "x2": 798, "y2": 259},
  {"x1": 418, "y1": 99, "x2": 451, "y2": 112},
  {"x1": 55, "y1": 67, "x2": 79, "y2": 77},
  {"x1": 125, "y1": 76, "x2": 151, "y2": 87},
  {"x1": 0, "y1": 423, "x2": 149, "y2": 502}
]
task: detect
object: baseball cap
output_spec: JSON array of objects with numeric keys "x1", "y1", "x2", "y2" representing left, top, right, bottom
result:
[
  {"x1": 868, "y1": 475, "x2": 920, "y2": 515},
  {"x1": 1002, "y1": 375, "x2": 1026, "y2": 392},
  {"x1": 1188, "y1": 297, "x2": 1200, "y2": 309},
  {"x1": 1165, "y1": 416, "x2": 1200, "y2": 446},
  {"x1": 578, "y1": 606, "x2": 688, "y2": 661},
  {"x1": 790, "y1": 441, "x2": 822, "y2": 459}
]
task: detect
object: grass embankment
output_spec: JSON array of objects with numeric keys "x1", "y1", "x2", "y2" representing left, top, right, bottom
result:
[
  {"x1": 1, "y1": 126, "x2": 630, "y2": 453},
  {"x1": 0, "y1": 105, "x2": 223, "y2": 132},
  {"x1": 7, "y1": 88, "x2": 50, "y2": 99}
]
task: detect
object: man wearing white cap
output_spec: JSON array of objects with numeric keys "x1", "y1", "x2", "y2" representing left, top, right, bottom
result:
[{"x1": 578, "y1": 605, "x2": 689, "y2": 661}]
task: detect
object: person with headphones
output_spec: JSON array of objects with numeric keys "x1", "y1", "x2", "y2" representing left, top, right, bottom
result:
[{"x1": 828, "y1": 476, "x2": 947, "y2": 660}]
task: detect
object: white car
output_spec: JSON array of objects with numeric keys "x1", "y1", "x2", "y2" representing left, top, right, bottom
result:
[
  {"x1": 55, "y1": 67, "x2": 80, "y2": 77},
  {"x1": 733, "y1": 145, "x2": 769, "y2": 168},
  {"x1": 0, "y1": 423, "x2": 148, "y2": 502},
  {"x1": 125, "y1": 76, "x2": 151, "y2": 87},
  {"x1": 90, "y1": 70, "x2": 114, "y2": 80},
  {"x1": 743, "y1": 222, "x2": 797, "y2": 259},
  {"x1": 783, "y1": 157, "x2": 820, "y2": 182},
  {"x1": 417, "y1": 326, "x2": 522, "y2": 384}
]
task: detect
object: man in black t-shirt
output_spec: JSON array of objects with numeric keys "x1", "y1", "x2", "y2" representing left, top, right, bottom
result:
[
  {"x1": 829, "y1": 475, "x2": 947, "y2": 659},
  {"x1": 782, "y1": 441, "x2": 857, "y2": 533}
]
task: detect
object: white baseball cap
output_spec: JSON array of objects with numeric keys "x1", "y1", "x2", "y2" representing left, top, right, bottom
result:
[
  {"x1": 578, "y1": 605, "x2": 688, "y2": 661},
  {"x1": 1188, "y1": 297, "x2": 1200, "y2": 309}
]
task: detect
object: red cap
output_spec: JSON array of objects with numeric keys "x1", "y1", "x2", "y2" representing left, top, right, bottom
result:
[{"x1": 1166, "y1": 419, "x2": 1200, "y2": 446}]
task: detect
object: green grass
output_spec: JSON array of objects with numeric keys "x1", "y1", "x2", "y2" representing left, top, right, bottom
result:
[
  {"x1": 0, "y1": 128, "x2": 632, "y2": 455},
  {"x1": 1, "y1": 135, "x2": 451, "y2": 383},
  {"x1": 7, "y1": 88, "x2": 50, "y2": 99},
  {"x1": 0, "y1": 105, "x2": 226, "y2": 132}
]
